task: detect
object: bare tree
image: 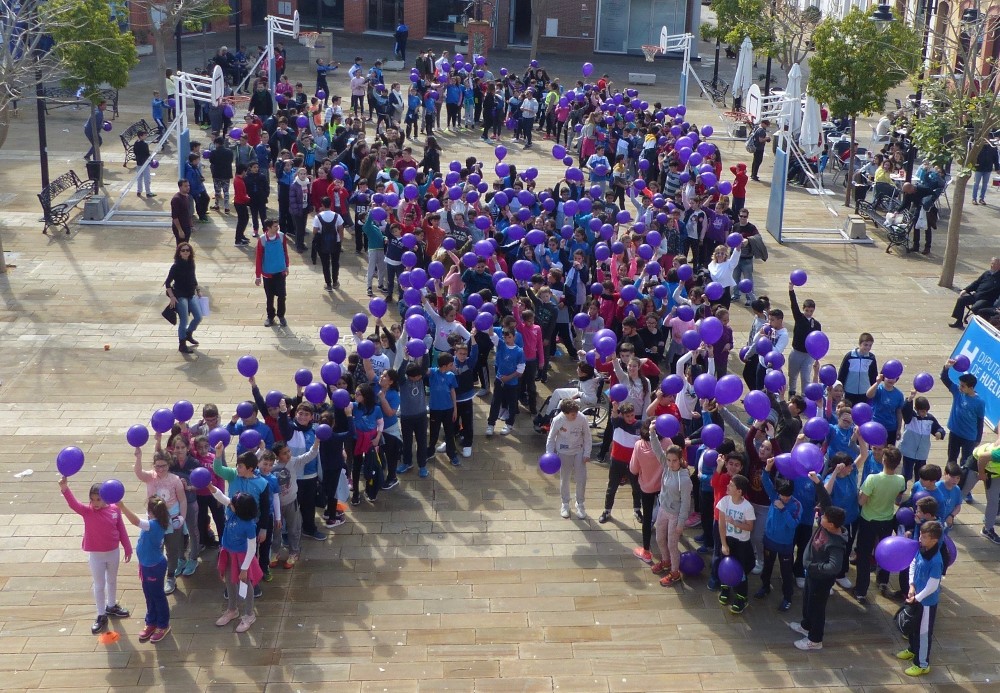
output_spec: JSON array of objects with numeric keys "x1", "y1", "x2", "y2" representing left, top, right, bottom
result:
[
  {"x1": 529, "y1": 0, "x2": 552, "y2": 62},
  {"x1": 129, "y1": 1, "x2": 229, "y2": 96}
]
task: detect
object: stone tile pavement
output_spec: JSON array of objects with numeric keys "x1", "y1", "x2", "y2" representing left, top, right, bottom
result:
[{"x1": 0, "y1": 29, "x2": 999, "y2": 693}]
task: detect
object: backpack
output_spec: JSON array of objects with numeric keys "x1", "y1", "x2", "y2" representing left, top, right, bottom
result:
[
  {"x1": 745, "y1": 129, "x2": 758, "y2": 154},
  {"x1": 363, "y1": 448, "x2": 385, "y2": 500}
]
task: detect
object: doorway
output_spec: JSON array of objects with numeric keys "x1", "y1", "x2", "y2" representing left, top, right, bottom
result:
[
  {"x1": 251, "y1": 0, "x2": 266, "y2": 27},
  {"x1": 369, "y1": 0, "x2": 402, "y2": 33},
  {"x1": 509, "y1": 0, "x2": 531, "y2": 46}
]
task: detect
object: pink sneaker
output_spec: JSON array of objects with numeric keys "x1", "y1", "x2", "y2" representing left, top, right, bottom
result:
[
  {"x1": 633, "y1": 547, "x2": 653, "y2": 564},
  {"x1": 684, "y1": 512, "x2": 702, "y2": 529}
]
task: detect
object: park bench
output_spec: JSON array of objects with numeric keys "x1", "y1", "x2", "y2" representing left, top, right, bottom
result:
[
  {"x1": 704, "y1": 77, "x2": 730, "y2": 106},
  {"x1": 856, "y1": 198, "x2": 913, "y2": 254},
  {"x1": 120, "y1": 119, "x2": 154, "y2": 168},
  {"x1": 41, "y1": 86, "x2": 120, "y2": 119},
  {"x1": 37, "y1": 170, "x2": 94, "y2": 236},
  {"x1": 628, "y1": 73, "x2": 656, "y2": 85}
]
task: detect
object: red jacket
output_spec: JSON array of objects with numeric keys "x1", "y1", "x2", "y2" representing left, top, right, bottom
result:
[
  {"x1": 325, "y1": 184, "x2": 350, "y2": 217},
  {"x1": 729, "y1": 166, "x2": 748, "y2": 198},
  {"x1": 233, "y1": 175, "x2": 250, "y2": 205}
]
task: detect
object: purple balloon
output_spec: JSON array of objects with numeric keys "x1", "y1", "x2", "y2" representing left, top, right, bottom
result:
[
  {"x1": 755, "y1": 337, "x2": 774, "y2": 356},
  {"x1": 294, "y1": 368, "x2": 313, "y2": 387},
  {"x1": 882, "y1": 359, "x2": 904, "y2": 380},
  {"x1": 875, "y1": 536, "x2": 920, "y2": 573},
  {"x1": 315, "y1": 424, "x2": 333, "y2": 441},
  {"x1": 495, "y1": 277, "x2": 517, "y2": 299},
  {"x1": 913, "y1": 372, "x2": 934, "y2": 393},
  {"x1": 718, "y1": 556, "x2": 744, "y2": 587},
  {"x1": 208, "y1": 427, "x2": 231, "y2": 448},
  {"x1": 99, "y1": 479, "x2": 125, "y2": 504},
  {"x1": 320, "y1": 361, "x2": 343, "y2": 386},
  {"x1": 237, "y1": 355, "x2": 259, "y2": 378},
  {"x1": 320, "y1": 323, "x2": 340, "y2": 346},
  {"x1": 172, "y1": 400, "x2": 194, "y2": 423},
  {"x1": 805, "y1": 331, "x2": 830, "y2": 360},
  {"x1": 55, "y1": 446, "x2": 85, "y2": 476},
  {"x1": 694, "y1": 374, "x2": 717, "y2": 400},
  {"x1": 681, "y1": 329, "x2": 702, "y2": 352},
  {"x1": 699, "y1": 316, "x2": 724, "y2": 344},
  {"x1": 539, "y1": 452, "x2": 562, "y2": 474},
  {"x1": 328, "y1": 344, "x2": 347, "y2": 364},
  {"x1": 573, "y1": 312, "x2": 591, "y2": 329},
  {"x1": 954, "y1": 355, "x2": 971, "y2": 372},
  {"x1": 266, "y1": 390, "x2": 284, "y2": 408},
  {"x1": 701, "y1": 423, "x2": 724, "y2": 449},
  {"x1": 150, "y1": 408, "x2": 175, "y2": 434},
  {"x1": 235, "y1": 401, "x2": 254, "y2": 419},
  {"x1": 352, "y1": 313, "x2": 369, "y2": 334},
  {"x1": 239, "y1": 429, "x2": 262, "y2": 450},
  {"x1": 765, "y1": 351, "x2": 785, "y2": 371},
  {"x1": 849, "y1": 402, "x2": 872, "y2": 426},
  {"x1": 474, "y1": 312, "x2": 494, "y2": 331},
  {"x1": 405, "y1": 314, "x2": 428, "y2": 340},
  {"x1": 763, "y1": 369, "x2": 786, "y2": 393},
  {"x1": 804, "y1": 382, "x2": 825, "y2": 402},
  {"x1": 332, "y1": 388, "x2": 352, "y2": 409},
  {"x1": 655, "y1": 414, "x2": 680, "y2": 438},
  {"x1": 791, "y1": 442, "x2": 824, "y2": 475},
  {"x1": 860, "y1": 421, "x2": 888, "y2": 446},
  {"x1": 744, "y1": 390, "x2": 772, "y2": 420},
  {"x1": 790, "y1": 269, "x2": 808, "y2": 287},
  {"x1": 738, "y1": 279, "x2": 753, "y2": 294},
  {"x1": 677, "y1": 264, "x2": 693, "y2": 281},
  {"x1": 679, "y1": 551, "x2": 705, "y2": 575},
  {"x1": 714, "y1": 375, "x2": 744, "y2": 406},
  {"x1": 818, "y1": 364, "x2": 838, "y2": 387},
  {"x1": 126, "y1": 424, "x2": 150, "y2": 447},
  {"x1": 661, "y1": 374, "x2": 685, "y2": 395},
  {"x1": 609, "y1": 384, "x2": 629, "y2": 402},
  {"x1": 304, "y1": 382, "x2": 328, "y2": 405},
  {"x1": 705, "y1": 282, "x2": 724, "y2": 301},
  {"x1": 190, "y1": 467, "x2": 212, "y2": 489}
]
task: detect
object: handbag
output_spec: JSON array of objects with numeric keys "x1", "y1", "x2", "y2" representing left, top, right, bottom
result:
[
  {"x1": 335, "y1": 468, "x2": 350, "y2": 503},
  {"x1": 161, "y1": 305, "x2": 177, "y2": 325},
  {"x1": 894, "y1": 602, "x2": 922, "y2": 636}
]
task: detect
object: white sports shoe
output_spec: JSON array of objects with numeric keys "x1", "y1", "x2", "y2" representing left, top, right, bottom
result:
[
  {"x1": 462, "y1": 447, "x2": 472, "y2": 458},
  {"x1": 435, "y1": 442, "x2": 447, "y2": 453},
  {"x1": 787, "y1": 621, "x2": 809, "y2": 636},
  {"x1": 485, "y1": 425, "x2": 495, "y2": 436},
  {"x1": 794, "y1": 637, "x2": 822, "y2": 651},
  {"x1": 751, "y1": 560, "x2": 763, "y2": 575},
  {"x1": 560, "y1": 503, "x2": 571, "y2": 518},
  {"x1": 796, "y1": 577, "x2": 806, "y2": 589},
  {"x1": 499, "y1": 424, "x2": 512, "y2": 435},
  {"x1": 836, "y1": 576, "x2": 854, "y2": 589},
  {"x1": 576, "y1": 504, "x2": 587, "y2": 520}
]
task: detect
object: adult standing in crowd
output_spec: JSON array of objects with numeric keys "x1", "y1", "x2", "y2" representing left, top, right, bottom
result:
[
  {"x1": 750, "y1": 119, "x2": 771, "y2": 181},
  {"x1": 170, "y1": 179, "x2": 193, "y2": 245},
  {"x1": 255, "y1": 219, "x2": 290, "y2": 327},
  {"x1": 164, "y1": 243, "x2": 203, "y2": 354},
  {"x1": 949, "y1": 257, "x2": 1000, "y2": 328}
]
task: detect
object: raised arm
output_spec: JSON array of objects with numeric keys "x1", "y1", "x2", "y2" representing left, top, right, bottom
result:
[{"x1": 133, "y1": 448, "x2": 155, "y2": 483}]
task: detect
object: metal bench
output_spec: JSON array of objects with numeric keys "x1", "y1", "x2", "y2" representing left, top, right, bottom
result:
[
  {"x1": 37, "y1": 170, "x2": 94, "y2": 236},
  {"x1": 628, "y1": 73, "x2": 656, "y2": 85},
  {"x1": 856, "y1": 199, "x2": 913, "y2": 254},
  {"x1": 120, "y1": 119, "x2": 154, "y2": 168},
  {"x1": 705, "y1": 77, "x2": 730, "y2": 106},
  {"x1": 41, "y1": 86, "x2": 120, "y2": 119}
]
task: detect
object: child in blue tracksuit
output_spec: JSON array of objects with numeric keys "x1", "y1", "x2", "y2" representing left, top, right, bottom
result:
[
  {"x1": 824, "y1": 408, "x2": 858, "y2": 472},
  {"x1": 824, "y1": 451, "x2": 861, "y2": 587},
  {"x1": 451, "y1": 334, "x2": 479, "y2": 457},
  {"x1": 757, "y1": 461, "x2": 802, "y2": 610},
  {"x1": 899, "y1": 393, "x2": 945, "y2": 483},
  {"x1": 486, "y1": 328, "x2": 525, "y2": 435},
  {"x1": 898, "y1": 520, "x2": 944, "y2": 676},
  {"x1": 427, "y1": 353, "x2": 460, "y2": 466}
]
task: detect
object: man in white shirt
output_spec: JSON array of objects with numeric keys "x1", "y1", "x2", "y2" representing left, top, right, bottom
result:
[
  {"x1": 434, "y1": 50, "x2": 450, "y2": 76},
  {"x1": 520, "y1": 90, "x2": 539, "y2": 149}
]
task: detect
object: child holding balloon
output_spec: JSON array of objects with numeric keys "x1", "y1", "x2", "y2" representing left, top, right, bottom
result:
[
  {"x1": 209, "y1": 485, "x2": 264, "y2": 633},
  {"x1": 896, "y1": 520, "x2": 944, "y2": 676},
  {"x1": 165, "y1": 432, "x2": 202, "y2": 576},
  {"x1": 59, "y1": 476, "x2": 133, "y2": 635},
  {"x1": 716, "y1": 473, "x2": 756, "y2": 614},
  {"x1": 117, "y1": 497, "x2": 171, "y2": 643},
  {"x1": 133, "y1": 448, "x2": 187, "y2": 596}
]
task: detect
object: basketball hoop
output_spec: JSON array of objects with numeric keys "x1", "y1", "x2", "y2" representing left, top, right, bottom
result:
[
  {"x1": 299, "y1": 31, "x2": 319, "y2": 49},
  {"x1": 641, "y1": 45, "x2": 662, "y2": 63}
]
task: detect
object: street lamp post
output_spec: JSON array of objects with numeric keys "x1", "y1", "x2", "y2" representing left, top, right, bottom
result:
[
  {"x1": 175, "y1": 20, "x2": 183, "y2": 72},
  {"x1": 712, "y1": 37, "x2": 721, "y2": 84},
  {"x1": 234, "y1": 0, "x2": 241, "y2": 53}
]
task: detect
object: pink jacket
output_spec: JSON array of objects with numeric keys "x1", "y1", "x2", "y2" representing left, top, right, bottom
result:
[
  {"x1": 629, "y1": 440, "x2": 664, "y2": 494},
  {"x1": 514, "y1": 305, "x2": 545, "y2": 369},
  {"x1": 62, "y1": 487, "x2": 133, "y2": 556}
]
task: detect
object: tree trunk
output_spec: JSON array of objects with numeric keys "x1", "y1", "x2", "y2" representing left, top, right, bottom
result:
[
  {"x1": 529, "y1": 1, "x2": 543, "y2": 61},
  {"x1": 91, "y1": 104, "x2": 103, "y2": 163},
  {"x1": 153, "y1": 27, "x2": 168, "y2": 96},
  {"x1": 844, "y1": 119, "x2": 856, "y2": 207},
  {"x1": 0, "y1": 104, "x2": 7, "y2": 272},
  {"x1": 939, "y1": 172, "x2": 969, "y2": 288}
]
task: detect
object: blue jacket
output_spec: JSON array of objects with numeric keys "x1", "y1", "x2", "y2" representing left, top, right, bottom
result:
[
  {"x1": 825, "y1": 466, "x2": 860, "y2": 525},
  {"x1": 941, "y1": 368, "x2": 985, "y2": 442},
  {"x1": 226, "y1": 419, "x2": 275, "y2": 455},
  {"x1": 910, "y1": 548, "x2": 943, "y2": 606},
  {"x1": 184, "y1": 162, "x2": 206, "y2": 196},
  {"x1": 761, "y1": 472, "x2": 802, "y2": 549},
  {"x1": 494, "y1": 341, "x2": 525, "y2": 387},
  {"x1": 791, "y1": 476, "x2": 817, "y2": 526},
  {"x1": 825, "y1": 423, "x2": 858, "y2": 462}
]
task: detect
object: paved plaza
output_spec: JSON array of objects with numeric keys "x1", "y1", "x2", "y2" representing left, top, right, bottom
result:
[{"x1": 0, "y1": 29, "x2": 999, "y2": 693}]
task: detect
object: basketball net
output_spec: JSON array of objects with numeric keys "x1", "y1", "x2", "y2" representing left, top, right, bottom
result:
[{"x1": 641, "y1": 45, "x2": 662, "y2": 63}]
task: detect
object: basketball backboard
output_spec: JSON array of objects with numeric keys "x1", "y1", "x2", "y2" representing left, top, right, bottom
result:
[
  {"x1": 211, "y1": 65, "x2": 225, "y2": 103},
  {"x1": 746, "y1": 84, "x2": 762, "y2": 124},
  {"x1": 292, "y1": 10, "x2": 300, "y2": 39},
  {"x1": 660, "y1": 26, "x2": 668, "y2": 53}
]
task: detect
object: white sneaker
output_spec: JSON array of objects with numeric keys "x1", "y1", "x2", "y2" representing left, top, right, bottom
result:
[
  {"x1": 794, "y1": 637, "x2": 822, "y2": 651},
  {"x1": 485, "y1": 425, "x2": 495, "y2": 437},
  {"x1": 499, "y1": 424, "x2": 512, "y2": 435},
  {"x1": 751, "y1": 560, "x2": 763, "y2": 575},
  {"x1": 462, "y1": 447, "x2": 472, "y2": 458},
  {"x1": 787, "y1": 621, "x2": 809, "y2": 637},
  {"x1": 796, "y1": 577, "x2": 806, "y2": 589},
  {"x1": 836, "y1": 576, "x2": 854, "y2": 589},
  {"x1": 435, "y1": 442, "x2": 447, "y2": 453},
  {"x1": 560, "y1": 503, "x2": 571, "y2": 519},
  {"x1": 576, "y1": 504, "x2": 587, "y2": 520}
]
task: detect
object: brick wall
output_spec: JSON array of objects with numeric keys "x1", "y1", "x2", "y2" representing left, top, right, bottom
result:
[
  {"x1": 404, "y1": 1, "x2": 427, "y2": 41},
  {"x1": 344, "y1": 0, "x2": 366, "y2": 33},
  {"x1": 493, "y1": 0, "x2": 596, "y2": 52}
]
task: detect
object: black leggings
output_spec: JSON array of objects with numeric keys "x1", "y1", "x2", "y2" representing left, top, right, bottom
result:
[
  {"x1": 235, "y1": 203, "x2": 250, "y2": 240},
  {"x1": 446, "y1": 102, "x2": 460, "y2": 128},
  {"x1": 296, "y1": 477, "x2": 318, "y2": 535},
  {"x1": 761, "y1": 545, "x2": 794, "y2": 600},
  {"x1": 792, "y1": 523, "x2": 813, "y2": 578},
  {"x1": 482, "y1": 117, "x2": 495, "y2": 140},
  {"x1": 456, "y1": 400, "x2": 474, "y2": 447},
  {"x1": 319, "y1": 245, "x2": 341, "y2": 286},
  {"x1": 639, "y1": 491, "x2": 657, "y2": 550},
  {"x1": 723, "y1": 537, "x2": 755, "y2": 601},
  {"x1": 196, "y1": 494, "x2": 225, "y2": 543},
  {"x1": 321, "y1": 437, "x2": 350, "y2": 518},
  {"x1": 603, "y1": 460, "x2": 641, "y2": 512},
  {"x1": 380, "y1": 434, "x2": 400, "y2": 484}
]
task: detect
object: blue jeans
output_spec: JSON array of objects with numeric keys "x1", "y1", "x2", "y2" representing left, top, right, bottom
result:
[
  {"x1": 140, "y1": 559, "x2": 169, "y2": 627},
  {"x1": 175, "y1": 295, "x2": 203, "y2": 340},
  {"x1": 972, "y1": 170, "x2": 990, "y2": 201},
  {"x1": 731, "y1": 257, "x2": 754, "y2": 302}
]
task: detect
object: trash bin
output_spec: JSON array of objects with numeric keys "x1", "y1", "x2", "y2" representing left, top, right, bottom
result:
[{"x1": 85, "y1": 159, "x2": 104, "y2": 189}]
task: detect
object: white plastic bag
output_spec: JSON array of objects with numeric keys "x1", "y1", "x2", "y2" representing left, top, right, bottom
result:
[{"x1": 198, "y1": 295, "x2": 210, "y2": 317}]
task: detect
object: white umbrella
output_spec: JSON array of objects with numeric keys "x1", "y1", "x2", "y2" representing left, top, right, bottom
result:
[
  {"x1": 732, "y1": 37, "x2": 754, "y2": 102},
  {"x1": 779, "y1": 63, "x2": 803, "y2": 139},
  {"x1": 799, "y1": 95, "x2": 823, "y2": 157}
]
